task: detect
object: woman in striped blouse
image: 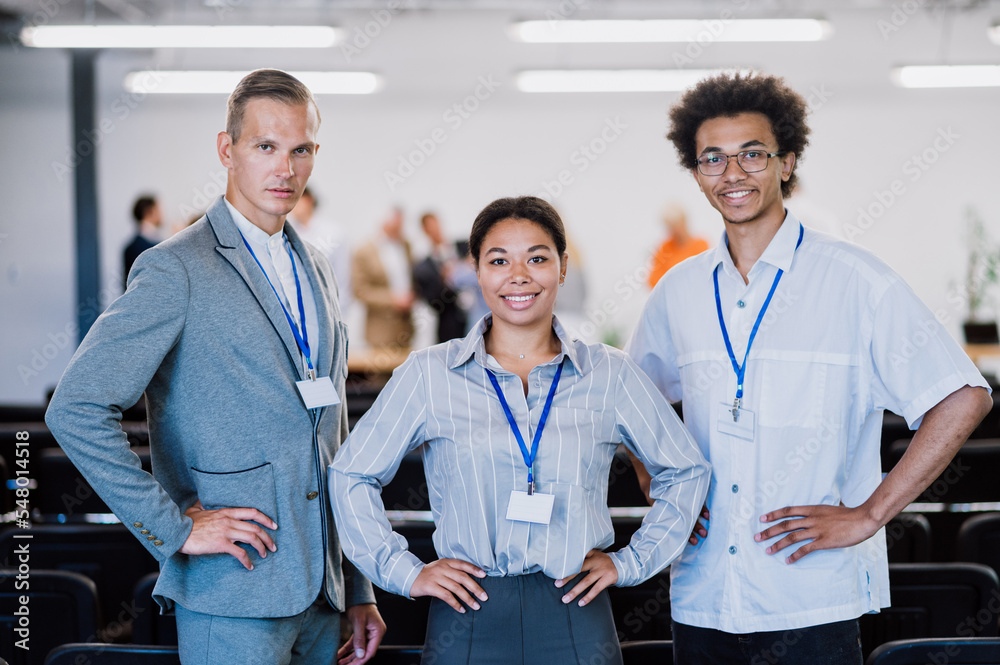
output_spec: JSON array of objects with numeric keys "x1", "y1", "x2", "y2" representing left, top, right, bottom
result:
[{"x1": 329, "y1": 196, "x2": 710, "y2": 665}]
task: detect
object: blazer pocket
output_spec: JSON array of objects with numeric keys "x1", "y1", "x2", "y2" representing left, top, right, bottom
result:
[{"x1": 190, "y1": 462, "x2": 279, "y2": 524}]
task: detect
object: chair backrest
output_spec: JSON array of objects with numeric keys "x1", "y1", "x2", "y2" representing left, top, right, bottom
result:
[
  {"x1": 369, "y1": 645, "x2": 422, "y2": 665},
  {"x1": 131, "y1": 573, "x2": 177, "y2": 646},
  {"x1": 0, "y1": 569, "x2": 100, "y2": 665},
  {"x1": 621, "y1": 640, "x2": 674, "y2": 665},
  {"x1": 860, "y1": 563, "x2": 1000, "y2": 658},
  {"x1": 957, "y1": 513, "x2": 1000, "y2": 581},
  {"x1": 34, "y1": 446, "x2": 152, "y2": 520},
  {"x1": 607, "y1": 570, "x2": 672, "y2": 643},
  {"x1": 380, "y1": 454, "x2": 430, "y2": 512},
  {"x1": 45, "y1": 643, "x2": 180, "y2": 665},
  {"x1": 608, "y1": 450, "x2": 649, "y2": 508},
  {"x1": 0, "y1": 524, "x2": 158, "y2": 637},
  {"x1": 888, "y1": 440, "x2": 1000, "y2": 504},
  {"x1": 885, "y1": 513, "x2": 932, "y2": 563},
  {"x1": 866, "y1": 637, "x2": 1000, "y2": 665}
]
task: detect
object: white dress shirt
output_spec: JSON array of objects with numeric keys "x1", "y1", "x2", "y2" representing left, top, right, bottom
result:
[
  {"x1": 627, "y1": 210, "x2": 988, "y2": 633},
  {"x1": 377, "y1": 237, "x2": 412, "y2": 298},
  {"x1": 226, "y1": 199, "x2": 320, "y2": 375},
  {"x1": 329, "y1": 315, "x2": 710, "y2": 599}
]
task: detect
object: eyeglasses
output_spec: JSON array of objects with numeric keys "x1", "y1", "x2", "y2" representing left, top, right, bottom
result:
[{"x1": 695, "y1": 150, "x2": 783, "y2": 176}]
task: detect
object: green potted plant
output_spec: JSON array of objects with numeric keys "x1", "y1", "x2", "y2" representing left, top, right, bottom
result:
[{"x1": 962, "y1": 206, "x2": 1000, "y2": 344}]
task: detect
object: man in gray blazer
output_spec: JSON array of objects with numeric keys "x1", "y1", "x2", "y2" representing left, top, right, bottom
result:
[{"x1": 46, "y1": 69, "x2": 385, "y2": 665}]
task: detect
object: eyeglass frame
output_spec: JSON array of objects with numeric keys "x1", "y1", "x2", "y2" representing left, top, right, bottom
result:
[{"x1": 694, "y1": 150, "x2": 785, "y2": 176}]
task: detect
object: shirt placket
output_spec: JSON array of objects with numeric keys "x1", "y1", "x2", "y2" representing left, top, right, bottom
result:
[{"x1": 723, "y1": 269, "x2": 757, "y2": 615}]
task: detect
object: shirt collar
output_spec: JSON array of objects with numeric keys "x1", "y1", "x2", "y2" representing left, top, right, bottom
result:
[
  {"x1": 708, "y1": 208, "x2": 802, "y2": 277},
  {"x1": 449, "y1": 314, "x2": 588, "y2": 375},
  {"x1": 225, "y1": 198, "x2": 284, "y2": 246}
]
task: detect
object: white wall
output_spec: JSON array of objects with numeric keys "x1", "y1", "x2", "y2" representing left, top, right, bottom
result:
[{"x1": 2, "y1": 6, "x2": 1000, "y2": 404}]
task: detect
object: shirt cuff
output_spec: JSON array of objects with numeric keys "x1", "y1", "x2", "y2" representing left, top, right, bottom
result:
[
  {"x1": 392, "y1": 552, "x2": 426, "y2": 599},
  {"x1": 606, "y1": 550, "x2": 634, "y2": 588}
]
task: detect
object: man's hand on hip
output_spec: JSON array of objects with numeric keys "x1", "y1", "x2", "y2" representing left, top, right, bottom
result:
[
  {"x1": 755, "y1": 503, "x2": 879, "y2": 564},
  {"x1": 179, "y1": 500, "x2": 277, "y2": 570}
]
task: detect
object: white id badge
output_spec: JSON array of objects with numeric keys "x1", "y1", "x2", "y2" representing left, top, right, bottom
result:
[
  {"x1": 717, "y1": 402, "x2": 755, "y2": 441},
  {"x1": 506, "y1": 490, "x2": 555, "y2": 525},
  {"x1": 296, "y1": 376, "x2": 342, "y2": 409}
]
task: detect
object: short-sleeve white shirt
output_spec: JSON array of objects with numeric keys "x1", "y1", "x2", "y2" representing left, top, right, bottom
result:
[{"x1": 627, "y1": 210, "x2": 988, "y2": 633}]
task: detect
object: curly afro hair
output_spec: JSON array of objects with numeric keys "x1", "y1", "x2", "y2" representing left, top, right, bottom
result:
[{"x1": 666, "y1": 70, "x2": 810, "y2": 198}]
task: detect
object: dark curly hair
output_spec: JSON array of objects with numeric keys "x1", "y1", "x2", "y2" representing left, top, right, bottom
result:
[
  {"x1": 666, "y1": 71, "x2": 810, "y2": 198},
  {"x1": 469, "y1": 196, "x2": 566, "y2": 268}
]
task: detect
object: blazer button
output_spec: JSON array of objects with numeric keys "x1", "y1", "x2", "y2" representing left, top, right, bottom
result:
[
  {"x1": 140, "y1": 530, "x2": 150, "y2": 535},
  {"x1": 306, "y1": 491, "x2": 319, "y2": 500},
  {"x1": 146, "y1": 535, "x2": 156, "y2": 541},
  {"x1": 133, "y1": 522, "x2": 143, "y2": 528},
  {"x1": 153, "y1": 540, "x2": 163, "y2": 546}
]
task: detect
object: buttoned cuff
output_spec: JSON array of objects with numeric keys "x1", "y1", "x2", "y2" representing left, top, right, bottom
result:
[{"x1": 127, "y1": 513, "x2": 194, "y2": 561}]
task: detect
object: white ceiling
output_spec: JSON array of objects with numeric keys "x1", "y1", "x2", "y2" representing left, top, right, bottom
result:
[{"x1": 2, "y1": 0, "x2": 998, "y2": 99}]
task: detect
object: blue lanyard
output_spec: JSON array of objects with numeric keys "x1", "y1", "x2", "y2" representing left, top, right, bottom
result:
[
  {"x1": 486, "y1": 357, "x2": 564, "y2": 495},
  {"x1": 714, "y1": 223, "x2": 803, "y2": 420},
  {"x1": 239, "y1": 231, "x2": 314, "y2": 375}
]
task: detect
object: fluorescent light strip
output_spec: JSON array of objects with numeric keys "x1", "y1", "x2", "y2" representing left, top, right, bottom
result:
[
  {"x1": 512, "y1": 19, "x2": 831, "y2": 43},
  {"x1": 892, "y1": 65, "x2": 1000, "y2": 88},
  {"x1": 517, "y1": 69, "x2": 743, "y2": 93},
  {"x1": 21, "y1": 25, "x2": 338, "y2": 49},
  {"x1": 124, "y1": 70, "x2": 380, "y2": 95}
]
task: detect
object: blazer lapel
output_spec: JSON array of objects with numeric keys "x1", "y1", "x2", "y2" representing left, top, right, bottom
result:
[
  {"x1": 285, "y1": 224, "x2": 336, "y2": 380},
  {"x1": 206, "y1": 197, "x2": 305, "y2": 379}
]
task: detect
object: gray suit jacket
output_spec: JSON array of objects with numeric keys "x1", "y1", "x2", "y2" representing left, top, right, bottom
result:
[{"x1": 46, "y1": 196, "x2": 375, "y2": 618}]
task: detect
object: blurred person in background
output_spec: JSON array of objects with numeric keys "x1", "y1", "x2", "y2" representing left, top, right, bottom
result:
[
  {"x1": 413, "y1": 211, "x2": 467, "y2": 343},
  {"x1": 123, "y1": 194, "x2": 163, "y2": 288},
  {"x1": 352, "y1": 207, "x2": 415, "y2": 350},
  {"x1": 646, "y1": 202, "x2": 709, "y2": 289},
  {"x1": 290, "y1": 187, "x2": 353, "y2": 323}
]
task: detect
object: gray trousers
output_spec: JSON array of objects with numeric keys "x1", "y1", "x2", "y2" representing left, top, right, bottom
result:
[
  {"x1": 175, "y1": 595, "x2": 341, "y2": 665},
  {"x1": 420, "y1": 572, "x2": 623, "y2": 665}
]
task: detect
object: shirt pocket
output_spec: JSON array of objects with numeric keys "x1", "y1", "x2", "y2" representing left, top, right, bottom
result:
[
  {"x1": 190, "y1": 461, "x2": 279, "y2": 523},
  {"x1": 757, "y1": 352, "x2": 859, "y2": 430},
  {"x1": 537, "y1": 406, "x2": 615, "y2": 490}
]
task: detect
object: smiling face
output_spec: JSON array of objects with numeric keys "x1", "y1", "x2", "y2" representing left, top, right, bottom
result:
[
  {"x1": 217, "y1": 97, "x2": 319, "y2": 234},
  {"x1": 692, "y1": 112, "x2": 794, "y2": 228},
  {"x1": 477, "y1": 218, "x2": 567, "y2": 331}
]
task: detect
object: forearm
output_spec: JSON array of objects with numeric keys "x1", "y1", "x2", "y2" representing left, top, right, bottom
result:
[
  {"x1": 328, "y1": 466, "x2": 425, "y2": 596},
  {"x1": 862, "y1": 385, "x2": 991, "y2": 526}
]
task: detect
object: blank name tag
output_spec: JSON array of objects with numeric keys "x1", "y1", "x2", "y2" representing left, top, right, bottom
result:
[
  {"x1": 717, "y1": 402, "x2": 755, "y2": 441},
  {"x1": 506, "y1": 490, "x2": 555, "y2": 525},
  {"x1": 296, "y1": 376, "x2": 342, "y2": 409}
]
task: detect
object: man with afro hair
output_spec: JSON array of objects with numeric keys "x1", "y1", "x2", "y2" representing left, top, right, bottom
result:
[{"x1": 627, "y1": 71, "x2": 991, "y2": 663}]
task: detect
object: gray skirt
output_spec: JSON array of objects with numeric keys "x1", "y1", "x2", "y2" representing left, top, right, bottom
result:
[{"x1": 420, "y1": 572, "x2": 623, "y2": 665}]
